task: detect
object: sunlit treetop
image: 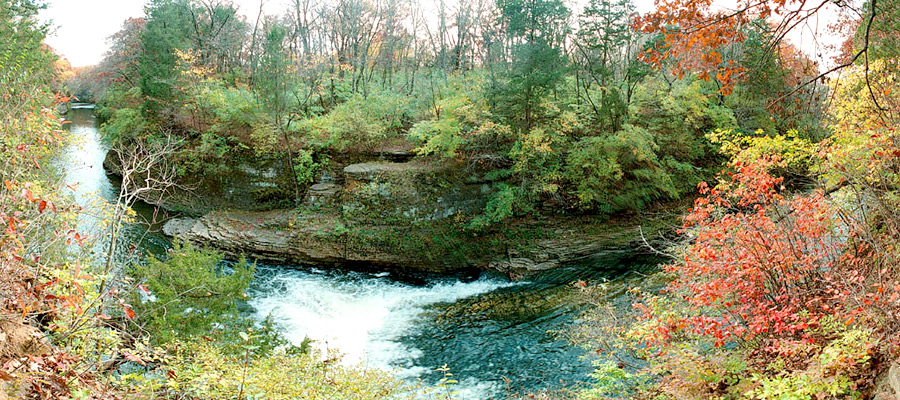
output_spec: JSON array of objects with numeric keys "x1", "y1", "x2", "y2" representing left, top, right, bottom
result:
[{"x1": 634, "y1": 0, "x2": 873, "y2": 95}]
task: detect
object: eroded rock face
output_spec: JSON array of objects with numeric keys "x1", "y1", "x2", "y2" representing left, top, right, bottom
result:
[
  {"x1": 163, "y1": 208, "x2": 656, "y2": 278},
  {"x1": 150, "y1": 151, "x2": 668, "y2": 277},
  {"x1": 104, "y1": 151, "x2": 293, "y2": 215},
  {"x1": 486, "y1": 225, "x2": 646, "y2": 279},
  {"x1": 163, "y1": 210, "x2": 451, "y2": 273},
  {"x1": 343, "y1": 161, "x2": 427, "y2": 183}
]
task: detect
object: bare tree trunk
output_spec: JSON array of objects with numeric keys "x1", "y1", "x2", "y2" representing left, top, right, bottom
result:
[{"x1": 99, "y1": 135, "x2": 182, "y2": 302}]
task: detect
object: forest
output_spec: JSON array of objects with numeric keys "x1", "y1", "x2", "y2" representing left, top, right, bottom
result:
[{"x1": 2, "y1": 0, "x2": 900, "y2": 398}]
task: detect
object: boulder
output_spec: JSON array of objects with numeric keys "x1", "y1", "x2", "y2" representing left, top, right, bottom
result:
[
  {"x1": 875, "y1": 361, "x2": 900, "y2": 400},
  {"x1": 0, "y1": 319, "x2": 51, "y2": 361},
  {"x1": 891, "y1": 362, "x2": 900, "y2": 398},
  {"x1": 343, "y1": 161, "x2": 428, "y2": 183},
  {"x1": 304, "y1": 183, "x2": 341, "y2": 205}
]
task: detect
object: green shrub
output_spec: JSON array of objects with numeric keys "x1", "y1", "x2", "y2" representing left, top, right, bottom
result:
[
  {"x1": 469, "y1": 183, "x2": 535, "y2": 231},
  {"x1": 707, "y1": 128, "x2": 816, "y2": 176},
  {"x1": 117, "y1": 339, "x2": 414, "y2": 400},
  {"x1": 195, "y1": 81, "x2": 260, "y2": 135},
  {"x1": 409, "y1": 77, "x2": 497, "y2": 159},
  {"x1": 130, "y1": 241, "x2": 255, "y2": 345},
  {"x1": 631, "y1": 76, "x2": 736, "y2": 164},
  {"x1": 101, "y1": 107, "x2": 147, "y2": 142},
  {"x1": 298, "y1": 91, "x2": 413, "y2": 151},
  {"x1": 564, "y1": 125, "x2": 678, "y2": 213}
]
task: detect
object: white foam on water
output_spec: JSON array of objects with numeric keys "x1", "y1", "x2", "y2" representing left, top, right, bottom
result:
[{"x1": 249, "y1": 267, "x2": 515, "y2": 398}]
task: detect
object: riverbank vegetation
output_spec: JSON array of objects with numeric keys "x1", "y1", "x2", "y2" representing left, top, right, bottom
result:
[
  {"x1": 77, "y1": 0, "x2": 827, "y2": 229},
  {"x1": 569, "y1": 0, "x2": 900, "y2": 399},
  {"x1": 0, "y1": 1, "x2": 436, "y2": 399},
  {"x1": 3, "y1": 0, "x2": 900, "y2": 398}
]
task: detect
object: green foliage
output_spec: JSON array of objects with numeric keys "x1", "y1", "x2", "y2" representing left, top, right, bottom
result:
[
  {"x1": 509, "y1": 126, "x2": 568, "y2": 196},
  {"x1": 0, "y1": 0, "x2": 56, "y2": 89},
  {"x1": 298, "y1": 91, "x2": 413, "y2": 150},
  {"x1": 409, "y1": 73, "x2": 510, "y2": 159},
  {"x1": 744, "y1": 323, "x2": 874, "y2": 400},
  {"x1": 494, "y1": 0, "x2": 570, "y2": 131},
  {"x1": 255, "y1": 21, "x2": 291, "y2": 123},
  {"x1": 492, "y1": 42, "x2": 569, "y2": 131},
  {"x1": 293, "y1": 148, "x2": 320, "y2": 187},
  {"x1": 748, "y1": 325, "x2": 873, "y2": 400},
  {"x1": 197, "y1": 81, "x2": 260, "y2": 135},
  {"x1": 130, "y1": 241, "x2": 255, "y2": 344},
  {"x1": 139, "y1": 0, "x2": 194, "y2": 109},
  {"x1": 857, "y1": 0, "x2": 900, "y2": 64},
  {"x1": 469, "y1": 183, "x2": 535, "y2": 231},
  {"x1": 574, "y1": 0, "x2": 643, "y2": 132},
  {"x1": 747, "y1": 374, "x2": 858, "y2": 400},
  {"x1": 631, "y1": 76, "x2": 736, "y2": 165},
  {"x1": 708, "y1": 128, "x2": 816, "y2": 176},
  {"x1": 564, "y1": 125, "x2": 678, "y2": 213},
  {"x1": 101, "y1": 107, "x2": 147, "y2": 143},
  {"x1": 409, "y1": 115, "x2": 463, "y2": 158},
  {"x1": 137, "y1": 340, "x2": 412, "y2": 400},
  {"x1": 579, "y1": 360, "x2": 650, "y2": 399}
]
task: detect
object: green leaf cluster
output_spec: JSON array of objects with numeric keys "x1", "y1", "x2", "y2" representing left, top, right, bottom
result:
[{"x1": 130, "y1": 241, "x2": 255, "y2": 345}]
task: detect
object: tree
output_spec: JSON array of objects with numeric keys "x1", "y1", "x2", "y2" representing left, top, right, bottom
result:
[
  {"x1": 634, "y1": 0, "x2": 878, "y2": 96},
  {"x1": 0, "y1": 0, "x2": 56, "y2": 89},
  {"x1": 574, "y1": 0, "x2": 642, "y2": 132},
  {"x1": 101, "y1": 135, "x2": 181, "y2": 297},
  {"x1": 139, "y1": 0, "x2": 195, "y2": 110},
  {"x1": 187, "y1": 0, "x2": 248, "y2": 75},
  {"x1": 493, "y1": 0, "x2": 570, "y2": 131},
  {"x1": 99, "y1": 18, "x2": 147, "y2": 88},
  {"x1": 255, "y1": 20, "x2": 307, "y2": 200}
]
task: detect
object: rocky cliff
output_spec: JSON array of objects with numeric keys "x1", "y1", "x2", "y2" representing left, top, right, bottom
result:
[
  {"x1": 110, "y1": 146, "x2": 675, "y2": 277},
  {"x1": 162, "y1": 157, "x2": 673, "y2": 277},
  {"x1": 162, "y1": 208, "x2": 664, "y2": 278}
]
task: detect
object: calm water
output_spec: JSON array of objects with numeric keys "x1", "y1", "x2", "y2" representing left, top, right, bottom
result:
[
  {"x1": 62, "y1": 106, "x2": 663, "y2": 399},
  {"x1": 59, "y1": 105, "x2": 170, "y2": 263}
]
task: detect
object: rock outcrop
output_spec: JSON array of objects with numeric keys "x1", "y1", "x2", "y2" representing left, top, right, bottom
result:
[
  {"x1": 343, "y1": 161, "x2": 429, "y2": 183},
  {"x1": 131, "y1": 145, "x2": 674, "y2": 277},
  {"x1": 163, "y1": 208, "x2": 663, "y2": 277},
  {"x1": 163, "y1": 209, "x2": 447, "y2": 272},
  {"x1": 875, "y1": 361, "x2": 900, "y2": 400}
]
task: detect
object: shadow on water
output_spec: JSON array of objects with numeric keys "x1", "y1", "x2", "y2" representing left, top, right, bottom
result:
[{"x1": 407, "y1": 250, "x2": 666, "y2": 398}]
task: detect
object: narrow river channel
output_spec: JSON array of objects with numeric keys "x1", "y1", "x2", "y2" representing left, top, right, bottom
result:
[{"x1": 60, "y1": 105, "x2": 664, "y2": 399}]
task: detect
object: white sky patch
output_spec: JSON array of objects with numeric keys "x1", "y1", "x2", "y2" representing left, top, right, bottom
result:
[
  {"x1": 39, "y1": 0, "x2": 278, "y2": 67},
  {"x1": 41, "y1": 0, "x2": 843, "y2": 71},
  {"x1": 40, "y1": 0, "x2": 144, "y2": 67}
]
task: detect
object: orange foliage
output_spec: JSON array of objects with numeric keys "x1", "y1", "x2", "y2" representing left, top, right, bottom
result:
[
  {"x1": 634, "y1": 0, "x2": 834, "y2": 94},
  {"x1": 638, "y1": 156, "x2": 900, "y2": 351}
]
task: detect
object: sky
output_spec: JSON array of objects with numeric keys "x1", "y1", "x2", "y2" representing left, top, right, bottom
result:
[
  {"x1": 40, "y1": 0, "x2": 658, "y2": 68},
  {"x1": 39, "y1": 0, "x2": 289, "y2": 67},
  {"x1": 39, "y1": 0, "x2": 837, "y2": 69}
]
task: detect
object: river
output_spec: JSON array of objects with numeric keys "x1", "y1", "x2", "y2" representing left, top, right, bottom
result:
[{"x1": 61, "y1": 105, "x2": 664, "y2": 399}]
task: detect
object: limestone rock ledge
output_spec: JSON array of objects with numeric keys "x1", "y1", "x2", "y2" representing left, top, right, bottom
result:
[
  {"x1": 163, "y1": 209, "x2": 448, "y2": 273},
  {"x1": 163, "y1": 209, "x2": 664, "y2": 278}
]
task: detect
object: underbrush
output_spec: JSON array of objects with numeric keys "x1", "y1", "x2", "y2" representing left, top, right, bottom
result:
[{"x1": 570, "y1": 92, "x2": 900, "y2": 398}]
